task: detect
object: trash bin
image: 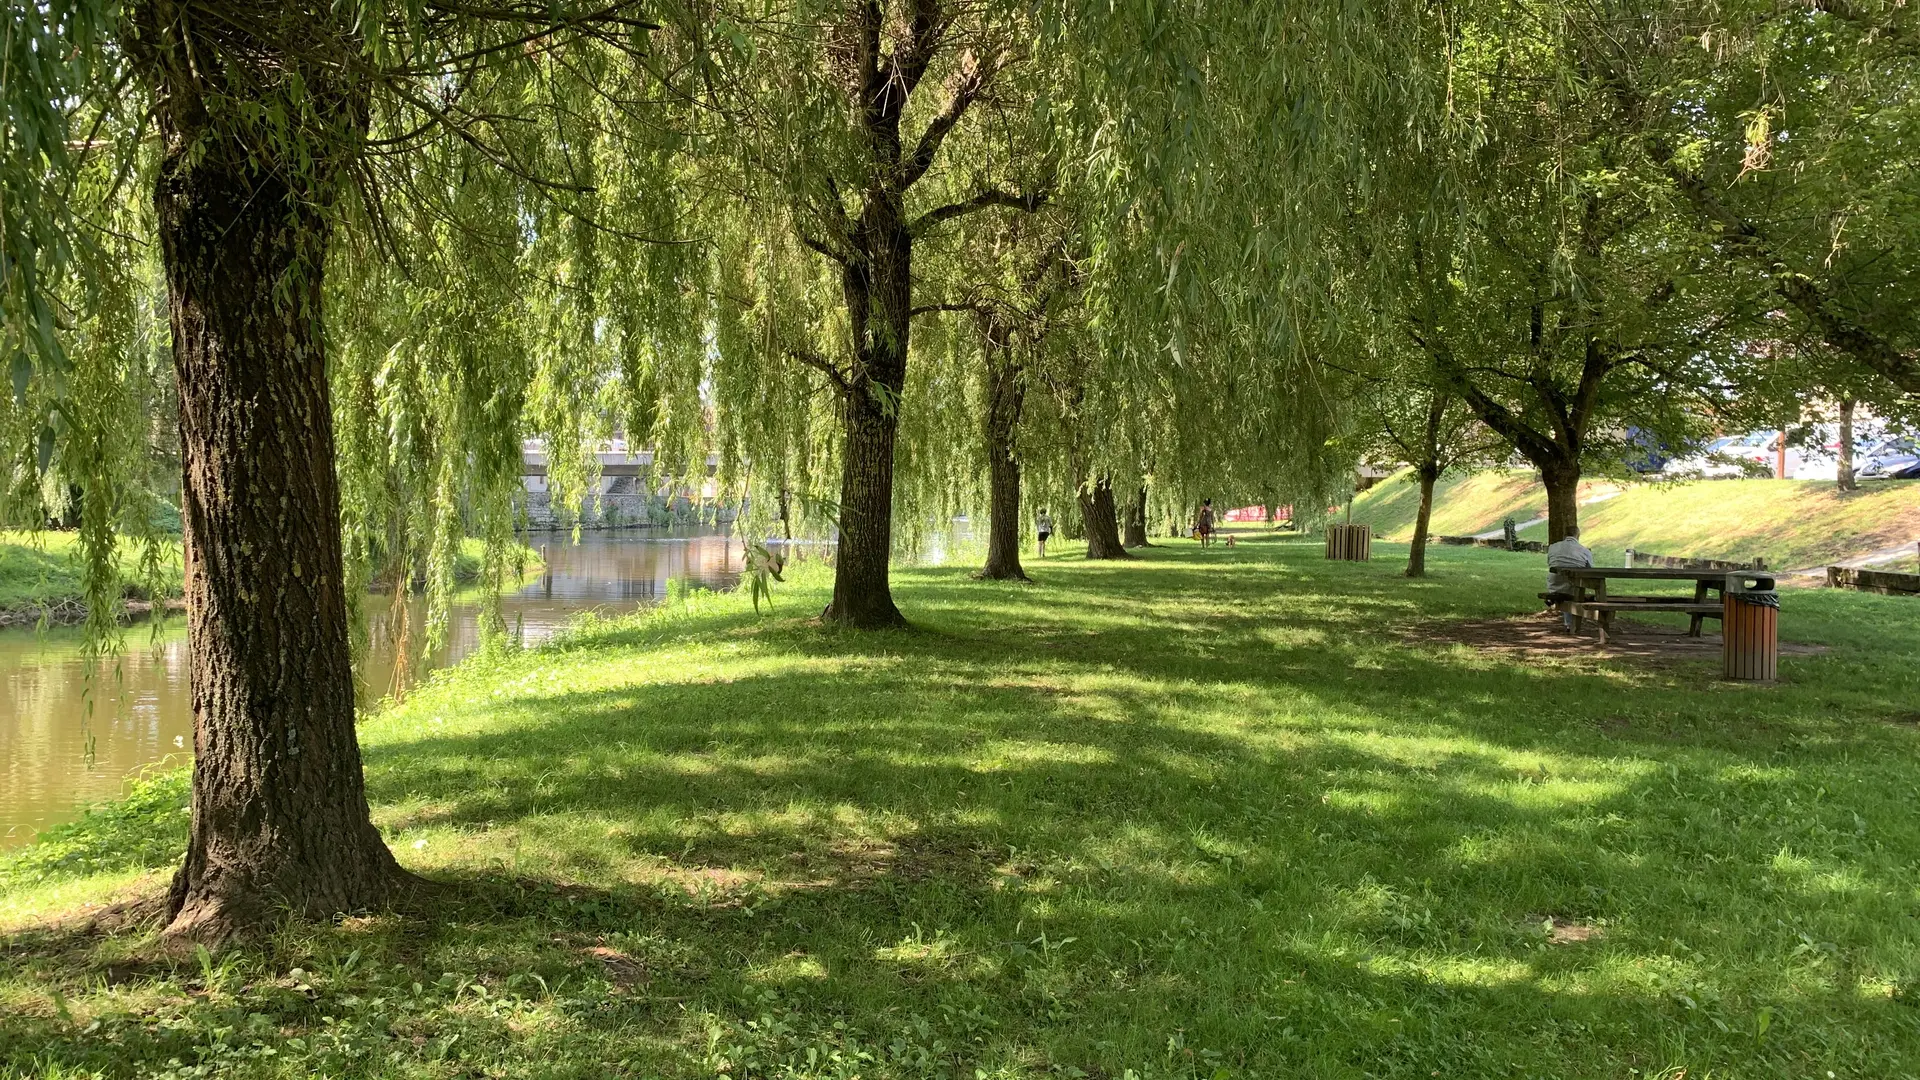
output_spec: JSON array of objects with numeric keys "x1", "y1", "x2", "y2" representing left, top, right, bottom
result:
[
  {"x1": 1325, "y1": 523, "x2": 1371, "y2": 561},
  {"x1": 1723, "y1": 575, "x2": 1779, "y2": 682}
]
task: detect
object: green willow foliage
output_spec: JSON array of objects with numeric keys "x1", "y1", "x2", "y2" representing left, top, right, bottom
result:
[
  {"x1": 682, "y1": 0, "x2": 1445, "y2": 547},
  {"x1": 8, "y1": 0, "x2": 1468, "y2": 646},
  {"x1": 6, "y1": 3, "x2": 711, "y2": 655},
  {"x1": 3, "y1": 3, "x2": 173, "y2": 668},
  {"x1": 1050, "y1": 0, "x2": 1449, "y2": 522}
]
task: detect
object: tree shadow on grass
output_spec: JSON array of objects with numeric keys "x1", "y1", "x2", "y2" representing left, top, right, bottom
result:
[
  {"x1": 8, "y1": 817, "x2": 1919, "y2": 1079},
  {"x1": 9, "y1": 539, "x2": 1920, "y2": 1077}
]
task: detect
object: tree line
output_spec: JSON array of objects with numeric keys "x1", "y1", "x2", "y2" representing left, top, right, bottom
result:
[{"x1": 2, "y1": 0, "x2": 1915, "y2": 938}]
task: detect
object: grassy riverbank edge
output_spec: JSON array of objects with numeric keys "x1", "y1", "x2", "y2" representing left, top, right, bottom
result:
[
  {"x1": 6, "y1": 538, "x2": 1920, "y2": 1078},
  {"x1": 0, "y1": 534, "x2": 544, "y2": 628}
]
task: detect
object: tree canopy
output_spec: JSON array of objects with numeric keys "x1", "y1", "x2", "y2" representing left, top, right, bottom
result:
[{"x1": 6, "y1": 0, "x2": 1919, "y2": 938}]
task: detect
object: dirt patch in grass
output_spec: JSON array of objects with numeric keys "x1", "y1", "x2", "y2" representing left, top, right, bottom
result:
[
  {"x1": 1408, "y1": 610, "x2": 1828, "y2": 666},
  {"x1": 582, "y1": 945, "x2": 650, "y2": 990},
  {"x1": 1531, "y1": 915, "x2": 1606, "y2": 944}
]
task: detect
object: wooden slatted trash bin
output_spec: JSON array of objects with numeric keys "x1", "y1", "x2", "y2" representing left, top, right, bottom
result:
[
  {"x1": 1325, "y1": 523, "x2": 1371, "y2": 561},
  {"x1": 1722, "y1": 573, "x2": 1779, "y2": 682}
]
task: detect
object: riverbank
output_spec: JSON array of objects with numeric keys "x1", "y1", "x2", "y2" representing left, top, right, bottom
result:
[
  {"x1": 0, "y1": 532, "x2": 184, "y2": 629},
  {"x1": 0, "y1": 533, "x2": 539, "y2": 628},
  {"x1": 1354, "y1": 471, "x2": 1920, "y2": 568},
  {"x1": 6, "y1": 537, "x2": 1920, "y2": 1077}
]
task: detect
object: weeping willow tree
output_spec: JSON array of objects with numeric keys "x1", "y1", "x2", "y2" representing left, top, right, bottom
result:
[
  {"x1": 8, "y1": 0, "x2": 1457, "y2": 938},
  {"x1": 687, "y1": 0, "x2": 1455, "y2": 613},
  {"x1": 1040, "y1": 3, "x2": 1451, "y2": 538},
  {"x1": 686, "y1": 0, "x2": 1058, "y2": 626},
  {"x1": 4, "y1": 1, "x2": 706, "y2": 941}
]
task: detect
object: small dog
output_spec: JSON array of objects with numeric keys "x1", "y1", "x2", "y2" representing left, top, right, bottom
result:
[{"x1": 1224, "y1": 534, "x2": 1237, "y2": 547}]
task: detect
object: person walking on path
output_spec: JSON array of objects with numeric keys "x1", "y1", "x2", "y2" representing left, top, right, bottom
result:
[
  {"x1": 1545, "y1": 525, "x2": 1594, "y2": 631},
  {"x1": 1195, "y1": 500, "x2": 1217, "y2": 548},
  {"x1": 1035, "y1": 508, "x2": 1055, "y2": 558}
]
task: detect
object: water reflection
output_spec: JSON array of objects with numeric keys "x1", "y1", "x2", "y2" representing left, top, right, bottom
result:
[{"x1": 0, "y1": 528, "x2": 741, "y2": 847}]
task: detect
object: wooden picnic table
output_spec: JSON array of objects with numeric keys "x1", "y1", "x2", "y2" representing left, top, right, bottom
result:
[{"x1": 1555, "y1": 567, "x2": 1777, "y2": 644}]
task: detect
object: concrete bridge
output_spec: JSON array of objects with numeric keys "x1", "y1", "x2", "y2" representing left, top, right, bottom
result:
[{"x1": 522, "y1": 439, "x2": 737, "y2": 529}]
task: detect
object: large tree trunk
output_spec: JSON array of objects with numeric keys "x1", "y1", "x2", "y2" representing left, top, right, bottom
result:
[
  {"x1": 1541, "y1": 461, "x2": 1581, "y2": 544},
  {"x1": 1407, "y1": 465, "x2": 1438, "y2": 577},
  {"x1": 149, "y1": 67, "x2": 406, "y2": 939},
  {"x1": 1837, "y1": 397, "x2": 1857, "y2": 492},
  {"x1": 1122, "y1": 486, "x2": 1153, "y2": 548},
  {"x1": 828, "y1": 377, "x2": 907, "y2": 626},
  {"x1": 823, "y1": 195, "x2": 911, "y2": 627},
  {"x1": 1080, "y1": 476, "x2": 1132, "y2": 560},
  {"x1": 978, "y1": 341, "x2": 1028, "y2": 581}
]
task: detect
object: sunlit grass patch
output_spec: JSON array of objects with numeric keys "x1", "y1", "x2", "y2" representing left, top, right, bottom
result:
[{"x1": 6, "y1": 535, "x2": 1920, "y2": 1078}]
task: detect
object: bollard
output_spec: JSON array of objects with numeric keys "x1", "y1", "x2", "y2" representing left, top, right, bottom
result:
[{"x1": 1722, "y1": 573, "x2": 1779, "y2": 682}]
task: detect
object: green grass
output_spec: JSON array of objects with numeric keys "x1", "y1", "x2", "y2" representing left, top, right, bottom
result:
[
  {"x1": 1354, "y1": 470, "x2": 1920, "y2": 568},
  {"x1": 1352, "y1": 469, "x2": 1617, "y2": 540},
  {"x1": 0, "y1": 534, "x2": 534, "y2": 616},
  {"x1": 0, "y1": 531, "x2": 183, "y2": 613},
  {"x1": 1516, "y1": 480, "x2": 1920, "y2": 569},
  {"x1": 6, "y1": 538, "x2": 1920, "y2": 1079}
]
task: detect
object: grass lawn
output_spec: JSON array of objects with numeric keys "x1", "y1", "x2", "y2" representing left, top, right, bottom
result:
[
  {"x1": 1353, "y1": 470, "x2": 1920, "y2": 569},
  {"x1": 0, "y1": 531, "x2": 183, "y2": 613},
  {"x1": 1516, "y1": 480, "x2": 1920, "y2": 570},
  {"x1": 6, "y1": 537, "x2": 1920, "y2": 1079},
  {"x1": 1350, "y1": 470, "x2": 1618, "y2": 541}
]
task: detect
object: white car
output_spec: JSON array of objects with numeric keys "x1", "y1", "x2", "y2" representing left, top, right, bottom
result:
[
  {"x1": 1795, "y1": 425, "x2": 1891, "y2": 481},
  {"x1": 1662, "y1": 435, "x2": 1759, "y2": 479}
]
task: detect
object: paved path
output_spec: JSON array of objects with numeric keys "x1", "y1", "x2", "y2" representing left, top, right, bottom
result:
[{"x1": 1787, "y1": 540, "x2": 1920, "y2": 577}]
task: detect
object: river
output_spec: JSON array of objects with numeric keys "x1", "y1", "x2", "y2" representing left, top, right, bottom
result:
[{"x1": 0, "y1": 528, "x2": 745, "y2": 848}]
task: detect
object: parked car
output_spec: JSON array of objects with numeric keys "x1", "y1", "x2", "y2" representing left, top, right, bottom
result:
[
  {"x1": 1661, "y1": 432, "x2": 1783, "y2": 479},
  {"x1": 1660, "y1": 436, "x2": 1740, "y2": 479},
  {"x1": 1858, "y1": 437, "x2": 1920, "y2": 480},
  {"x1": 1794, "y1": 423, "x2": 1890, "y2": 481}
]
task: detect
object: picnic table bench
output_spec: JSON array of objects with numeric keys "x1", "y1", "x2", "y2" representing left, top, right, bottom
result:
[{"x1": 1541, "y1": 567, "x2": 1776, "y2": 645}]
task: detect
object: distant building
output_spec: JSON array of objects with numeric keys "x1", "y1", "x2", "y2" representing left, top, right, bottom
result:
[{"x1": 1355, "y1": 463, "x2": 1392, "y2": 492}]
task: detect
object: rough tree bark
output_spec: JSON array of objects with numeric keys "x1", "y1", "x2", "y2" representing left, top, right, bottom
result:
[
  {"x1": 133, "y1": 7, "x2": 409, "y2": 940},
  {"x1": 1404, "y1": 390, "x2": 1449, "y2": 578},
  {"x1": 1837, "y1": 398, "x2": 1857, "y2": 492},
  {"x1": 1540, "y1": 461, "x2": 1581, "y2": 544},
  {"x1": 1407, "y1": 464, "x2": 1439, "y2": 578},
  {"x1": 977, "y1": 320, "x2": 1028, "y2": 580},
  {"x1": 1122, "y1": 486, "x2": 1153, "y2": 548},
  {"x1": 1079, "y1": 476, "x2": 1132, "y2": 559}
]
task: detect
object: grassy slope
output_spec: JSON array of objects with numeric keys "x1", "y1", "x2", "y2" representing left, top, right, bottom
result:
[
  {"x1": 6, "y1": 540, "x2": 1920, "y2": 1079},
  {"x1": 1355, "y1": 471, "x2": 1920, "y2": 568},
  {"x1": 1516, "y1": 480, "x2": 1920, "y2": 569},
  {"x1": 1353, "y1": 469, "x2": 1616, "y2": 540}
]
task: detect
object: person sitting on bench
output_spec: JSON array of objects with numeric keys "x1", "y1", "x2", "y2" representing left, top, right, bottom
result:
[{"x1": 1545, "y1": 526, "x2": 1594, "y2": 630}]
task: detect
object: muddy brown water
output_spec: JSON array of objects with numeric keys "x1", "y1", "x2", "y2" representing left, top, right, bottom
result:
[{"x1": 0, "y1": 529, "x2": 746, "y2": 848}]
